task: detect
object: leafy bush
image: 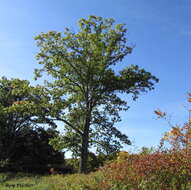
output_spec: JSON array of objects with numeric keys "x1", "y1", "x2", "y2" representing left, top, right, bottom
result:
[{"x1": 100, "y1": 151, "x2": 191, "y2": 189}]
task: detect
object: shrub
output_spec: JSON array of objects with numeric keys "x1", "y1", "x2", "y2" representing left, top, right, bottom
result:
[{"x1": 100, "y1": 151, "x2": 191, "y2": 189}]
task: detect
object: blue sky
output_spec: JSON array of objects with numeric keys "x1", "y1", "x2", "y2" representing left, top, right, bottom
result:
[{"x1": 0, "y1": 0, "x2": 191, "y2": 152}]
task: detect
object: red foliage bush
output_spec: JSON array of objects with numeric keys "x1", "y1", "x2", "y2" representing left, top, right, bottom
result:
[
  {"x1": 100, "y1": 151, "x2": 191, "y2": 189},
  {"x1": 99, "y1": 95, "x2": 191, "y2": 189}
]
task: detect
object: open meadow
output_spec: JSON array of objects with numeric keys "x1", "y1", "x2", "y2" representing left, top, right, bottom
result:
[{"x1": 0, "y1": 150, "x2": 191, "y2": 190}]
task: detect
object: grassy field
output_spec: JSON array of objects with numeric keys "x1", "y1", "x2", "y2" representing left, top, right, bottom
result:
[
  {"x1": 0, "y1": 172, "x2": 104, "y2": 190},
  {"x1": 0, "y1": 152, "x2": 191, "y2": 190},
  {"x1": 0, "y1": 172, "x2": 191, "y2": 190}
]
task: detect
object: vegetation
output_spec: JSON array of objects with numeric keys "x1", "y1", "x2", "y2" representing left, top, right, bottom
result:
[
  {"x1": 34, "y1": 15, "x2": 158, "y2": 172},
  {"x1": 155, "y1": 94, "x2": 191, "y2": 153},
  {"x1": 1, "y1": 95, "x2": 191, "y2": 189},
  {"x1": 1, "y1": 15, "x2": 191, "y2": 189},
  {"x1": 0, "y1": 151, "x2": 190, "y2": 190},
  {"x1": 0, "y1": 77, "x2": 64, "y2": 173}
]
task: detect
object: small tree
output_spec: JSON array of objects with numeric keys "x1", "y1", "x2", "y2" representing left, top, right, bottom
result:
[
  {"x1": 34, "y1": 15, "x2": 158, "y2": 173},
  {"x1": 155, "y1": 94, "x2": 191, "y2": 153}
]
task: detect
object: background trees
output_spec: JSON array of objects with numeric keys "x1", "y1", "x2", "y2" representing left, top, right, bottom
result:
[
  {"x1": 34, "y1": 15, "x2": 159, "y2": 173},
  {"x1": 0, "y1": 77, "x2": 64, "y2": 173}
]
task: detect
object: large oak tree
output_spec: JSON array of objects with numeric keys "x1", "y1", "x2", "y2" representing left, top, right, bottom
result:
[{"x1": 34, "y1": 16, "x2": 159, "y2": 173}]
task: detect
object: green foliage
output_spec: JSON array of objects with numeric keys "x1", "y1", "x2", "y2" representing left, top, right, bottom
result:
[
  {"x1": 139, "y1": 146, "x2": 156, "y2": 155},
  {"x1": 65, "y1": 158, "x2": 79, "y2": 173},
  {"x1": 0, "y1": 77, "x2": 64, "y2": 173},
  {"x1": 15, "y1": 128, "x2": 65, "y2": 173},
  {"x1": 64, "y1": 152, "x2": 116, "y2": 173},
  {"x1": 34, "y1": 15, "x2": 158, "y2": 172}
]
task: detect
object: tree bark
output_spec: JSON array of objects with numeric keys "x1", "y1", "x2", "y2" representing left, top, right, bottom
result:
[{"x1": 79, "y1": 114, "x2": 91, "y2": 173}]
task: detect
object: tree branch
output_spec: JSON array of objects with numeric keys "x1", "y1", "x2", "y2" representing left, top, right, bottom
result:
[{"x1": 56, "y1": 117, "x2": 83, "y2": 136}]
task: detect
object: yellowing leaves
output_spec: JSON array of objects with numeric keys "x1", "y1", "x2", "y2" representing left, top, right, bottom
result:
[
  {"x1": 171, "y1": 127, "x2": 182, "y2": 136},
  {"x1": 156, "y1": 94, "x2": 191, "y2": 153},
  {"x1": 116, "y1": 151, "x2": 129, "y2": 162}
]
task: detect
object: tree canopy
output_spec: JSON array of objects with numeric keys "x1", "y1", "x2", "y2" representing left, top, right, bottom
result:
[
  {"x1": 0, "y1": 77, "x2": 64, "y2": 172},
  {"x1": 34, "y1": 15, "x2": 159, "y2": 173}
]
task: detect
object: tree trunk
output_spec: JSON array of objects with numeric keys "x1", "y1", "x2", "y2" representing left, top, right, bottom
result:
[
  {"x1": 79, "y1": 131, "x2": 89, "y2": 173},
  {"x1": 79, "y1": 114, "x2": 91, "y2": 173}
]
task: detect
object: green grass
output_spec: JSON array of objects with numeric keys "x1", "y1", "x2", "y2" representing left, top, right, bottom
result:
[{"x1": 0, "y1": 172, "x2": 103, "y2": 190}]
